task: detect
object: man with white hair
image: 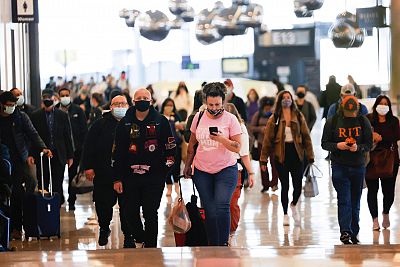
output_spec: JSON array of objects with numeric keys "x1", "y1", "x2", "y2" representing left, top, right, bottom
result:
[{"x1": 112, "y1": 88, "x2": 176, "y2": 248}]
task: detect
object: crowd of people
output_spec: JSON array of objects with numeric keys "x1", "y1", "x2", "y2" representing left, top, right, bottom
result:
[{"x1": 0, "y1": 73, "x2": 398, "y2": 248}]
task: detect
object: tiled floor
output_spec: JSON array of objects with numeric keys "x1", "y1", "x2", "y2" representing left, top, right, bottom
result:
[{"x1": 6, "y1": 116, "x2": 400, "y2": 266}]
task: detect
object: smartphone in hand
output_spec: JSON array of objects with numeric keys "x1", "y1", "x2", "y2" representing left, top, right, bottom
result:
[{"x1": 209, "y1": 127, "x2": 218, "y2": 136}]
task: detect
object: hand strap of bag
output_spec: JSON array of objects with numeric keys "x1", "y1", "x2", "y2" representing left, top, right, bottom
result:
[
  {"x1": 303, "y1": 163, "x2": 323, "y2": 179},
  {"x1": 178, "y1": 177, "x2": 183, "y2": 200},
  {"x1": 193, "y1": 111, "x2": 204, "y2": 153}
]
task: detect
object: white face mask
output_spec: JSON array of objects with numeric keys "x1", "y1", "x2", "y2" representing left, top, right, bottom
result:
[
  {"x1": 4, "y1": 105, "x2": 15, "y2": 115},
  {"x1": 60, "y1": 96, "x2": 71, "y2": 106},
  {"x1": 112, "y1": 107, "x2": 128, "y2": 119},
  {"x1": 16, "y1": 96, "x2": 25, "y2": 106},
  {"x1": 376, "y1": 104, "x2": 389, "y2": 116}
]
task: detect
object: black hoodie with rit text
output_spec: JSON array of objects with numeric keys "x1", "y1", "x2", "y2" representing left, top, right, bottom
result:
[{"x1": 321, "y1": 113, "x2": 373, "y2": 167}]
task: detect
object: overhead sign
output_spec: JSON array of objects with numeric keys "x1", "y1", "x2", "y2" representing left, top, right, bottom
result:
[
  {"x1": 12, "y1": 0, "x2": 39, "y2": 23},
  {"x1": 356, "y1": 6, "x2": 389, "y2": 28},
  {"x1": 181, "y1": 55, "x2": 199, "y2": 70},
  {"x1": 259, "y1": 29, "x2": 312, "y2": 47}
]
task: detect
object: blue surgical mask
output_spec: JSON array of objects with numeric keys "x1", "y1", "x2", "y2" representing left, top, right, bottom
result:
[
  {"x1": 60, "y1": 96, "x2": 71, "y2": 106},
  {"x1": 264, "y1": 111, "x2": 272, "y2": 117},
  {"x1": 113, "y1": 107, "x2": 128, "y2": 119},
  {"x1": 282, "y1": 99, "x2": 292, "y2": 108}
]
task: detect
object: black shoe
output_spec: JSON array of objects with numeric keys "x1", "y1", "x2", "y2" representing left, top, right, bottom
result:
[
  {"x1": 68, "y1": 203, "x2": 75, "y2": 211},
  {"x1": 351, "y1": 236, "x2": 360, "y2": 245},
  {"x1": 260, "y1": 187, "x2": 268, "y2": 193},
  {"x1": 123, "y1": 235, "x2": 135, "y2": 248},
  {"x1": 98, "y1": 228, "x2": 111, "y2": 246},
  {"x1": 340, "y1": 232, "x2": 352, "y2": 244}
]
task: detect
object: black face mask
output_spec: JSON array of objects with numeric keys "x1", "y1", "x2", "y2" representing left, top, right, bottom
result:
[
  {"x1": 296, "y1": 92, "x2": 305, "y2": 99},
  {"x1": 135, "y1": 100, "x2": 150, "y2": 112},
  {"x1": 43, "y1": 99, "x2": 54, "y2": 108},
  {"x1": 207, "y1": 108, "x2": 224, "y2": 117}
]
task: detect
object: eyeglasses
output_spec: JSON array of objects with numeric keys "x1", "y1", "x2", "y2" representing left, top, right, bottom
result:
[{"x1": 111, "y1": 102, "x2": 128, "y2": 107}]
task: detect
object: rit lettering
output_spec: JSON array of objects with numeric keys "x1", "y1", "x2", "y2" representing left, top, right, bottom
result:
[{"x1": 338, "y1": 127, "x2": 361, "y2": 138}]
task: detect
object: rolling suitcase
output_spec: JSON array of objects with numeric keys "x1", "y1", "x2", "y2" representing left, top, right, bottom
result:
[{"x1": 23, "y1": 152, "x2": 61, "y2": 239}]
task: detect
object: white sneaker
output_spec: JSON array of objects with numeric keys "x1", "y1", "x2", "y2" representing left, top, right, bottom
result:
[
  {"x1": 372, "y1": 218, "x2": 380, "y2": 231},
  {"x1": 283, "y1": 215, "x2": 290, "y2": 226},
  {"x1": 290, "y1": 204, "x2": 300, "y2": 224}
]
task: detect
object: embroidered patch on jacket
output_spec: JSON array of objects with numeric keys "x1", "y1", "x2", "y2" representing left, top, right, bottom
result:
[
  {"x1": 165, "y1": 156, "x2": 175, "y2": 167},
  {"x1": 130, "y1": 165, "x2": 151, "y2": 174},
  {"x1": 130, "y1": 123, "x2": 140, "y2": 139},
  {"x1": 146, "y1": 124, "x2": 157, "y2": 138},
  {"x1": 144, "y1": 139, "x2": 158, "y2": 152},
  {"x1": 129, "y1": 143, "x2": 137, "y2": 154},
  {"x1": 165, "y1": 143, "x2": 177, "y2": 150}
]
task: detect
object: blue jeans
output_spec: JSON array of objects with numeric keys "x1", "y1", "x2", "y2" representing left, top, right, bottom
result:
[
  {"x1": 331, "y1": 164, "x2": 365, "y2": 237},
  {"x1": 193, "y1": 164, "x2": 237, "y2": 246}
]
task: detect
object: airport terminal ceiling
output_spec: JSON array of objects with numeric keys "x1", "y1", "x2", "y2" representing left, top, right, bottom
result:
[{"x1": 0, "y1": 0, "x2": 393, "y2": 97}]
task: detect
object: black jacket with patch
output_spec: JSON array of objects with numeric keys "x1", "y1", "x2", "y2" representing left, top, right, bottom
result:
[{"x1": 113, "y1": 106, "x2": 176, "y2": 183}]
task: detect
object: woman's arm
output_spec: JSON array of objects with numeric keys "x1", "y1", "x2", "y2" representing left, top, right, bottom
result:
[
  {"x1": 183, "y1": 133, "x2": 198, "y2": 178},
  {"x1": 210, "y1": 133, "x2": 241, "y2": 153},
  {"x1": 260, "y1": 116, "x2": 275, "y2": 163},
  {"x1": 240, "y1": 154, "x2": 254, "y2": 188}
]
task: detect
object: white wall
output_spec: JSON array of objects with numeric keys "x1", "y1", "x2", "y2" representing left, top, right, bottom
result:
[{"x1": 0, "y1": 0, "x2": 30, "y2": 94}]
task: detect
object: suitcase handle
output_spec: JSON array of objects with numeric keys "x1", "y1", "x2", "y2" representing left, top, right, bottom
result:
[
  {"x1": 40, "y1": 152, "x2": 53, "y2": 197},
  {"x1": 177, "y1": 175, "x2": 198, "y2": 198}
]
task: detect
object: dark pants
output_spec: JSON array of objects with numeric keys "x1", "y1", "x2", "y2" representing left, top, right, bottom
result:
[
  {"x1": 193, "y1": 164, "x2": 237, "y2": 246},
  {"x1": 366, "y1": 164, "x2": 399, "y2": 218},
  {"x1": 10, "y1": 161, "x2": 25, "y2": 231},
  {"x1": 67, "y1": 150, "x2": 82, "y2": 205},
  {"x1": 36, "y1": 154, "x2": 66, "y2": 204},
  {"x1": 166, "y1": 145, "x2": 182, "y2": 185},
  {"x1": 331, "y1": 163, "x2": 365, "y2": 237},
  {"x1": 94, "y1": 182, "x2": 128, "y2": 234},
  {"x1": 123, "y1": 177, "x2": 164, "y2": 247},
  {"x1": 275, "y1": 143, "x2": 303, "y2": 214}
]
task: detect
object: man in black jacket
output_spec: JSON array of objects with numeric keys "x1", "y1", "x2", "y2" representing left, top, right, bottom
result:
[
  {"x1": 0, "y1": 91, "x2": 52, "y2": 239},
  {"x1": 320, "y1": 75, "x2": 342, "y2": 119},
  {"x1": 113, "y1": 88, "x2": 176, "y2": 248},
  {"x1": 10, "y1": 88, "x2": 36, "y2": 118},
  {"x1": 224, "y1": 79, "x2": 247, "y2": 122},
  {"x1": 30, "y1": 89, "x2": 74, "y2": 206},
  {"x1": 82, "y1": 95, "x2": 131, "y2": 246},
  {"x1": 57, "y1": 87, "x2": 88, "y2": 210}
]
